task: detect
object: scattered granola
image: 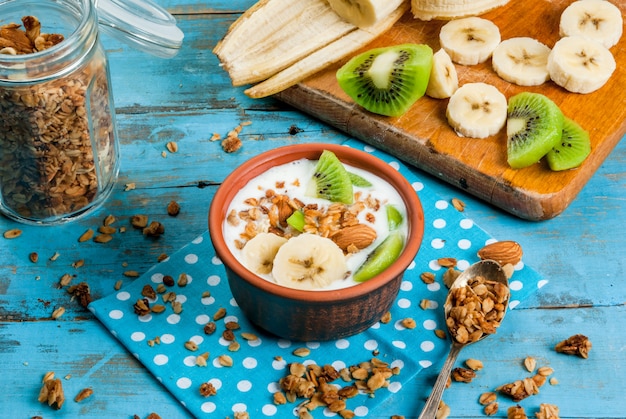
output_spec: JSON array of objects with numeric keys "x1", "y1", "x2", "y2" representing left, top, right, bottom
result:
[
  {"x1": 465, "y1": 358, "x2": 483, "y2": 371},
  {"x1": 167, "y1": 200, "x2": 181, "y2": 216},
  {"x1": 535, "y1": 403, "x2": 560, "y2": 419},
  {"x1": 507, "y1": 405, "x2": 528, "y2": 419},
  {"x1": 451, "y1": 367, "x2": 476, "y2": 383},
  {"x1": 554, "y1": 334, "x2": 592, "y2": 358},
  {"x1": 74, "y1": 387, "x2": 93, "y2": 403},
  {"x1": 484, "y1": 402, "x2": 499, "y2": 416},
  {"x1": 3, "y1": 228, "x2": 22, "y2": 239},
  {"x1": 451, "y1": 198, "x2": 465, "y2": 212},
  {"x1": 199, "y1": 381, "x2": 217, "y2": 397},
  {"x1": 524, "y1": 356, "x2": 536, "y2": 372},
  {"x1": 38, "y1": 374, "x2": 65, "y2": 410}
]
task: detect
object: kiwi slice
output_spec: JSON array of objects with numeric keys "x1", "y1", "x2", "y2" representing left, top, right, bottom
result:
[
  {"x1": 336, "y1": 43, "x2": 433, "y2": 117},
  {"x1": 353, "y1": 231, "x2": 405, "y2": 283},
  {"x1": 348, "y1": 171, "x2": 373, "y2": 187},
  {"x1": 386, "y1": 204, "x2": 403, "y2": 231},
  {"x1": 546, "y1": 117, "x2": 591, "y2": 171},
  {"x1": 286, "y1": 210, "x2": 305, "y2": 232},
  {"x1": 506, "y1": 92, "x2": 564, "y2": 169},
  {"x1": 310, "y1": 150, "x2": 353, "y2": 204}
]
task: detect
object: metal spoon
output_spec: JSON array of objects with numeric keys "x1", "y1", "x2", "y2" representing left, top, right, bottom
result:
[{"x1": 417, "y1": 259, "x2": 510, "y2": 419}]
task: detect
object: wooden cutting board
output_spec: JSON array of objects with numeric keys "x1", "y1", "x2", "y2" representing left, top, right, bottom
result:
[{"x1": 277, "y1": 0, "x2": 626, "y2": 220}]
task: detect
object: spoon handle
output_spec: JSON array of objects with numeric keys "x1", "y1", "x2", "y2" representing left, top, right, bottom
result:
[{"x1": 417, "y1": 343, "x2": 462, "y2": 419}]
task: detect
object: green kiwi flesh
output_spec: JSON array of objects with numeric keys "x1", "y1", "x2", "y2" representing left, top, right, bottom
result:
[
  {"x1": 286, "y1": 210, "x2": 305, "y2": 232},
  {"x1": 310, "y1": 150, "x2": 353, "y2": 204},
  {"x1": 506, "y1": 92, "x2": 564, "y2": 169},
  {"x1": 353, "y1": 231, "x2": 405, "y2": 282},
  {"x1": 546, "y1": 117, "x2": 591, "y2": 171},
  {"x1": 348, "y1": 171, "x2": 373, "y2": 187},
  {"x1": 336, "y1": 43, "x2": 433, "y2": 117},
  {"x1": 386, "y1": 205, "x2": 403, "y2": 231}
]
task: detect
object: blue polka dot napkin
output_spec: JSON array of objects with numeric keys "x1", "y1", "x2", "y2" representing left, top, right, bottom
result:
[{"x1": 89, "y1": 139, "x2": 546, "y2": 418}]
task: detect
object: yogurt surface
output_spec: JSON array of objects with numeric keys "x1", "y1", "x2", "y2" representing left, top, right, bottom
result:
[{"x1": 223, "y1": 157, "x2": 408, "y2": 290}]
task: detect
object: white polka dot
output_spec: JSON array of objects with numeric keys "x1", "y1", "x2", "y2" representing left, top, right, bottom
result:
[
  {"x1": 176, "y1": 377, "x2": 192, "y2": 389},
  {"x1": 209, "y1": 378, "x2": 222, "y2": 390},
  {"x1": 431, "y1": 238, "x2": 445, "y2": 249},
  {"x1": 184, "y1": 253, "x2": 199, "y2": 264},
  {"x1": 388, "y1": 381, "x2": 402, "y2": 393},
  {"x1": 335, "y1": 339, "x2": 350, "y2": 349},
  {"x1": 232, "y1": 403, "x2": 247, "y2": 414},
  {"x1": 196, "y1": 314, "x2": 210, "y2": 324},
  {"x1": 457, "y1": 259, "x2": 470, "y2": 270},
  {"x1": 230, "y1": 298, "x2": 239, "y2": 307},
  {"x1": 131, "y1": 331, "x2": 145, "y2": 341},
  {"x1": 160, "y1": 334, "x2": 175, "y2": 344},
  {"x1": 307, "y1": 342, "x2": 320, "y2": 349},
  {"x1": 460, "y1": 218, "x2": 474, "y2": 229},
  {"x1": 183, "y1": 356, "x2": 196, "y2": 367},
  {"x1": 401, "y1": 281, "x2": 413, "y2": 291},
  {"x1": 153, "y1": 354, "x2": 168, "y2": 366},
  {"x1": 243, "y1": 357, "x2": 258, "y2": 369},
  {"x1": 116, "y1": 291, "x2": 131, "y2": 301},
  {"x1": 176, "y1": 294, "x2": 188, "y2": 304},
  {"x1": 354, "y1": 406, "x2": 369, "y2": 416},
  {"x1": 420, "y1": 360, "x2": 433, "y2": 368},
  {"x1": 364, "y1": 340, "x2": 378, "y2": 351},
  {"x1": 237, "y1": 380, "x2": 252, "y2": 392},
  {"x1": 189, "y1": 335, "x2": 204, "y2": 345},
  {"x1": 109, "y1": 309, "x2": 124, "y2": 320},
  {"x1": 391, "y1": 359, "x2": 405, "y2": 369},
  {"x1": 138, "y1": 314, "x2": 152, "y2": 322},
  {"x1": 272, "y1": 358, "x2": 287, "y2": 370},
  {"x1": 192, "y1": 235, "x2": 204, "y2": 244},
  {"x1": 151, "y1": 273, "x2": 164, "y2": 283},
  {"x1": 201, "y1": 296, "x2": 216, "y2": 305},
  {"x1": 267, "y1": 382, "x2": 280, "y2": 393},
  {"x1": 332, "y1": 360, "x2": 347, "y2": 371},
  {"x1": 412, "y1": 181, "x2": 424, "y2": 192},
  {"x1": 433, "y1": 218, "x2": 446, "y2": 229},
  {"x1": 509, "y1": 300, "x2": 520, "y2": 309},
  {"x1": 224, "y1": 315, "x2": 239, "y2": 324},
  {"x1": 538, "y1": 279, "x2": 549, "y2": 288},
  {"x1": 247, "y1": 337, "x2": 262, "y2": 347},
  {"x1": 435, "y1": 200, "x2": 449, "y2": 210},
  {"x1": 212, "y1": 358, "x2": 224, "y2": 368},
  {"x1": 423, "y1": 319, "x2": 437, "y2": 330},
  {"x1": 429, "y1": 260, "x2": 443, "y2": 270},
  {"x1": 421, "y1": 341, "x2": 435, "y2": 352},
  {"x1": 407, "y1": 260, "x2": 416, "y2": 270},
  {"x1": 262, "y1": 404, "x2": 278, "y2": 415},
  {"x1": 364, "y1": 145, "x2": 375, "y2": 152},
  {"x1": 389, "y1": 161, "x2": 400, "y2": 170},
  {"x1": 277, "y1": 340, "x2": 291, "y2": 349},
  {"x1": 207, "y1": 275, "x2": 221, "y2": 286},
  {"x1": 392, "y1": 341, "x2": 406, "y2": 349},
  {"x1": 167, "y1": 314, "x2": 180, "y2": 324},
  {"x1": 397, "y1": 298, "x2": 411, "y2": 309},
  {"x1": 510, "y1": 280, "x2": 523, "y2": 291},
  {"x1": 457, "y1": 239, "x2": 471, "y2": 250},
  {"x1": 201, "y1": 402, "x2": 216, "y2": 413},
  {"x1": 427, "y1": 282, "x2": 441, "y2": 292},
  {"x1": 211, "y1": 256, "x2": 222, "y2": 265}
]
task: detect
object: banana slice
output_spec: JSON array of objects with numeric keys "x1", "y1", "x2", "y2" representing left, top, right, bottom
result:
[
  {"x1": 411, "y1": 0, "x2": 510, "y2": 21},
  {"x1": 271, "y1": 233, "x2": 348, "y2": 290},
  {"x1": 439, "y1": 17, "x2": 501, "y2": 65},
  {"x1": 426, "y1": 48, "x2": 459, "y2": 99},
  {"x1": 547, "y1": 35, "x2": 616, "y2": 94},
  {"x1": 241, "y1": 232, "x2": 288, "y2": 275},
  {"x1": 559, "y1": 0, "x2": 623, "y2": 49},
  {"x1": 327, "y1": 0, "x2": 406, "y2": 28},
  {"x1": 446, "y1": 82, "x2": 507, "y2": 138},
  {"x1": 492, "y1": 37, "x2": 551, "y2": 86}
]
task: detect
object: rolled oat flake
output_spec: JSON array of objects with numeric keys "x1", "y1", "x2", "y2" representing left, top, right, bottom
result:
[{"x1": 0, "y1": 0, "x2": 183, "y2": 224}]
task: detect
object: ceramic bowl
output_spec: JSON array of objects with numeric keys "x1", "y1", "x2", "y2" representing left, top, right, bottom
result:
[{"x1": 208, "y1": 143, "x2": 424, "y2": 341}]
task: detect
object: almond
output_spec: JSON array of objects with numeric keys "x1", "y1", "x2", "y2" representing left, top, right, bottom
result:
[
  {"x1": 477, "y1": 240, "x2": 523, "y2": 266},
  {"x1": 330, "y1": 224, "x2": 377, "y2": 252}
]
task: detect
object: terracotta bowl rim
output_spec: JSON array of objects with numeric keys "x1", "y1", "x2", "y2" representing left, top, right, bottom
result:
[{"x1": 209, "y1": 143, "x2": 424, "y2": 304}]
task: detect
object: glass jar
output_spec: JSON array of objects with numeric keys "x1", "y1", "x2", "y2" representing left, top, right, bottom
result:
[{"x1": 0, "y1": 0, "x2": 183, "y2": 225}]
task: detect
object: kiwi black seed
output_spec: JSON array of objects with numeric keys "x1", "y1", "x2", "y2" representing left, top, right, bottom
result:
[
  {"x1": 336, "y1": 43, "x2": 433, "y2": 117},
  {"x1": 310, "y1": 150, "x2": 353, "y2": 204},
  {"x1": 546, "y1": 117, "x2": 591, "y2": 171},
  {"x1": 506, "y1": 92, "x2": 564, "y2": 169}
]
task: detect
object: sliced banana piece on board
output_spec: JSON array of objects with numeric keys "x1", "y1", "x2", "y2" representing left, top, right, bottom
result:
[
  {"x1": 411, "y1": 0, "x2": 510, "y2": 21},
  {"x1": 559, "y1": 0, "x2": 623, "y2": 49},
  {"x1": 327, "y1": 0, "x2": 406, "y2": 28},
  {"x1": 547, "y1": 35, "x2": 616, "y2": 94},
  {"x1": 426, "y1": 48, "x2": 459, "y2": 99},
  {"x1": 492, "y1": 37, "x2": 552, "y2": 86},
  {"x1": 446, "y1": 82, "x2": 508, "y2": 138},
  {"x1": 272, "y1": 233, "x2": 348, "y2": 290},
  {"x1": 439, "y1": 17, "x2": 501, "y2": 65},
  {"x1": 241, "y1": 233, "x2": 288, "y2": 275},
  {"x1": 245, "y1": 2, "x2": 408, "y2": 98}
]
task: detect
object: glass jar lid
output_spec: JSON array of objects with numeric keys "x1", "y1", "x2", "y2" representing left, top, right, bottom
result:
[{"x1": 96, "y1": 0, "x2": 184, "y2": 58}]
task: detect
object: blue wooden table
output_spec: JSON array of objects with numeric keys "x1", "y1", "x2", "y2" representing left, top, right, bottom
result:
[{"x1": 1, "y1": 1, "x2": 625, "y2": 418}]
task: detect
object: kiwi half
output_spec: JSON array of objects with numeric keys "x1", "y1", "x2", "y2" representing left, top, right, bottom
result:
[
  {"x1": 506, "y1": 92, "x2": 564, "y2": 169},
  {"x1": 310, "y1": 150, "x2": 353, "y2": 204},
  {"x1": 336, "y1": 43, "x2": 433, "y2": 117},
  {"x1": 353, "y1": 231, "x2": 405, "y2": 282},
  {"x1": 546, "y1": 117, "x2": 591, "y2": 171}
]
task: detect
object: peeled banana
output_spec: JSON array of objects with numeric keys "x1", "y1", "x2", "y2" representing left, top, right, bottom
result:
[
  {"x1": 271, "y1": 234, "x2": 348, "y2": 290},
  {"x1": 559, "y1": 0, "x2": 623, "y2": 49},
  {"x1": 214, "y1": 0, "x2": 408, "y2": 98},
  {"x1": 439, "y1": 17, "x2": 501, "y2": 65},
  {"x1": 241, "y1": 233, "x2": 288, "y2": 275},
  {"x1": 411, "y1": 0, "x2": 510, "y2": 21},
  {"x1": 425, "y1": 48, "x2": 458, "y2": 99},
  {"x1": 491, "y1": 37, "x2": 551, "y2": 86},
  {"x1": 327, "y1": 0, "x2": 406, "y2": 28}
]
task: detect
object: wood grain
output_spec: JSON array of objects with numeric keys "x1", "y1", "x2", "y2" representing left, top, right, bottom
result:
[{"x1": 277, "y1": 0, "x2": 626, "y2": 220}]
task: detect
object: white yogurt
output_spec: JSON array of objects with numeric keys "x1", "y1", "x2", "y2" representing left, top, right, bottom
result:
[{"x1": 223, "y1": 158, "x2": 408, "y2": 290}]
